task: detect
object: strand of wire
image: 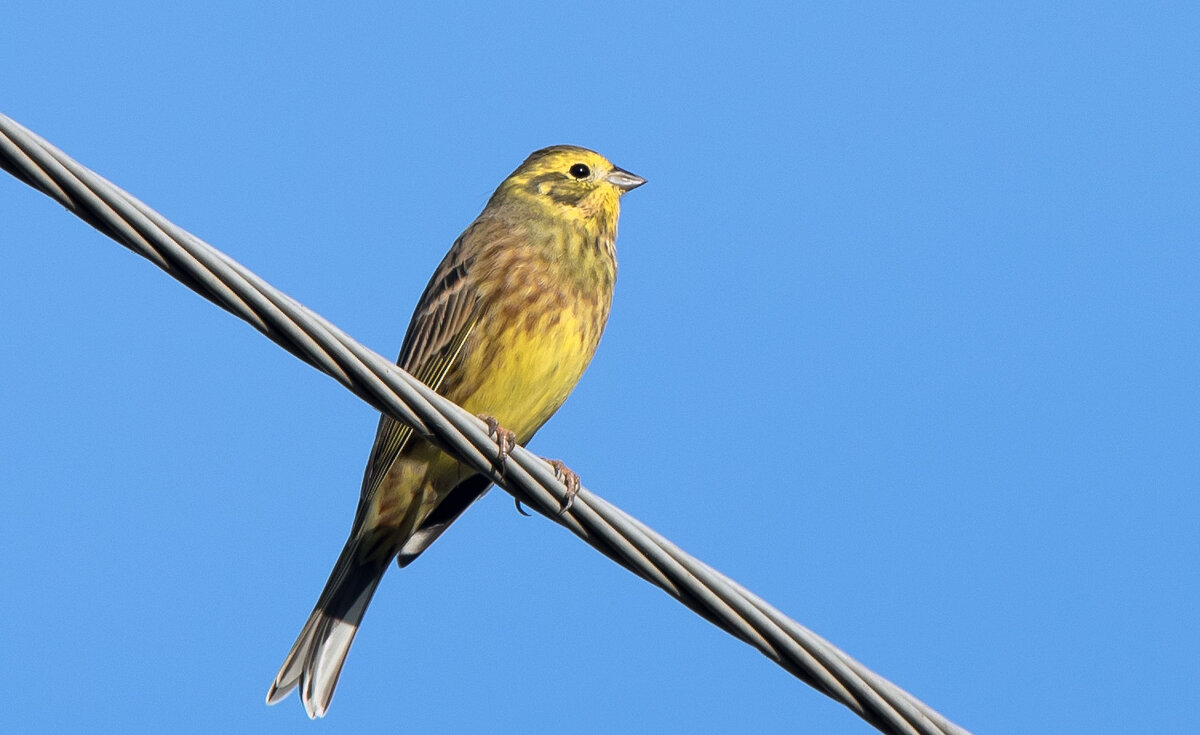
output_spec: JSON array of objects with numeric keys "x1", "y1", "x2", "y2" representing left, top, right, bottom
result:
[{"x1": 0, "y1": 112, "x2": 971, "y2": 735}]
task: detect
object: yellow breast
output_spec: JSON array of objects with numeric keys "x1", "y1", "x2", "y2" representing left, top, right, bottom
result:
[
  {"x1": 448, "y1": 223, "x2": 615, "y2": 443},
  {"x1": 453, "y1": 282, "x2": 608, "y2": 442}
]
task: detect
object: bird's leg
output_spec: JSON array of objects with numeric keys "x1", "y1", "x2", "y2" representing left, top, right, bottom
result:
[
  {"x1": 477, "y1": 414, "x2": 516, "y2": 467},
  {"x1": 475, "y1": 414, "x2": 535, "y2": 516},
  {"x1": 546, "y1": 459, "x2": 581, "y2": 515}
]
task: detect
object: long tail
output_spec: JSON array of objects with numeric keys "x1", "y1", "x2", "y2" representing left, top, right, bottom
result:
[{"x1": 266, "y1": 539, "x2": 391, "y2": 718}]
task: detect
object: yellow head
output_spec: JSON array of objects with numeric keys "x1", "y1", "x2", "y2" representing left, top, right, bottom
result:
[{"x1": 486, "y1": 146, "x2": 645, "y2": 234}]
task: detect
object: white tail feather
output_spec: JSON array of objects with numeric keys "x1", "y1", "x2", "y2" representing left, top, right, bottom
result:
[{"x1": 266, "y1": 545, "x2": 386, "y2": 718}]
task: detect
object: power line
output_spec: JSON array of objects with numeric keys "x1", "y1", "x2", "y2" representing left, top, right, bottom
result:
[{"x1": 0, "y1": 112, "x2": 971, "y2": 735}]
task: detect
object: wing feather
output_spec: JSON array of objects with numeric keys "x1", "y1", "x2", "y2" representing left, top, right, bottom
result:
[{"x1": 356, "y1": 219, "x2": 512, "y2": 506}]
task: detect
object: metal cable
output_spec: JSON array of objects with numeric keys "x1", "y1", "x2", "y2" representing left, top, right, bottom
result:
[{"x1": 0, "y1": 112, "x2": 972, "y2": 735}]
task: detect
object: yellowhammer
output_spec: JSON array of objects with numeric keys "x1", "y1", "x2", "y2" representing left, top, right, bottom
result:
[{"x1": 266, "y1": 146, "x2": 644, "y2": 717}]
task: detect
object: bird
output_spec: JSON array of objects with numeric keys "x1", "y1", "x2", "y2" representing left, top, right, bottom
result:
[{"x1": 266, "y1": 145, "x2": 644, "y2": 718}]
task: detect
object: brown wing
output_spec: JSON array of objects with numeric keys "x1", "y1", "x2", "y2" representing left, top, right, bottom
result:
[
  {"x1": 356, "y1": 214, "x2": 532, "y2": 509},
  {"x1": 356, "y1": 230, "x2": 483, "y2": 505}
]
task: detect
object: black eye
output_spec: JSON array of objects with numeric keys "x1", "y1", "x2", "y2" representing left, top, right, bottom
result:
[{"x1": 569, "y1": 163, "x2": 591, "y2": 179}]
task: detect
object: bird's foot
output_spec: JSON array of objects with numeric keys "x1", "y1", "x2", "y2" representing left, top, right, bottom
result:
[
  {"x1": 477, "y1": 414, "x2": 517, "y2": 469},
  {"x1": 546, "y1": 459, "x2": 581, "y2": 515}
]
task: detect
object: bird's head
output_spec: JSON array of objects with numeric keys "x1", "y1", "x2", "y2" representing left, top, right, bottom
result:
[{"x1": 487, "y1": 145, "x2": 645, "y2": 230}]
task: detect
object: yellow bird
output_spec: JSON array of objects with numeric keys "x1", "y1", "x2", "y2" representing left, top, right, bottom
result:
[{"x1": 266, "y1": 146, "x2": 644, "y2": 717}]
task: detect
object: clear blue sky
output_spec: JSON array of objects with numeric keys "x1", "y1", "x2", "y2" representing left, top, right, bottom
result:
[{"x1": 2, "y1": 3, "x2": 1196, "y2": 734}]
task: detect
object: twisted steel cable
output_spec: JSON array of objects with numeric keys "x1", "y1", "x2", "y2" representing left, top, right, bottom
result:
[{"x1": 0, "y1": 112, "x2": 971, "y2": 735}]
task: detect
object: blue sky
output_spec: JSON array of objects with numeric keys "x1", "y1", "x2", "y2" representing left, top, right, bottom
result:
[{"x1": 2, "y1": 3, "x2": 1197, "y2": 733}]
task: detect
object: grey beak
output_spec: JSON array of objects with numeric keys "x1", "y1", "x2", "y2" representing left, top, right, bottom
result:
[{"x1": 606, "y1": 166, "x2": 647, "y2": 192}]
